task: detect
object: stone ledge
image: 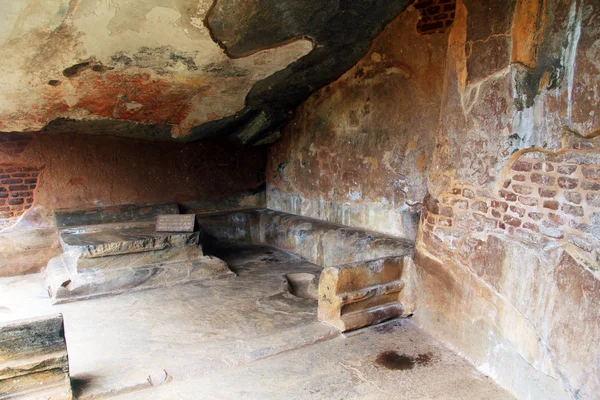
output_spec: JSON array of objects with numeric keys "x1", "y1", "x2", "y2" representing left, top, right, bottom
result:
[{"x1": 0, "y1": 314, "x2": 71, "y2": 399}]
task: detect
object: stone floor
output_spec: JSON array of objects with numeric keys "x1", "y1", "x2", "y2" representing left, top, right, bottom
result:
[{"x1": 0, "y1": 244, "x2": 514, "y2": 399}]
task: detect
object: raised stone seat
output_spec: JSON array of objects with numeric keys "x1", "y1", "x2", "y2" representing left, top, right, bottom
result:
[
  {"x1": 196, "y1": 209, "x2": 415, "y2": 332},
  {"x1": 59, "y1": 221, "x2": 201, "y2": 259},
  {"x1": 45, "y1": 203, "x2": 233, "y2": 304},
  {"x1": 0, "y1": 314, "x2": 72, "y2": 400}
]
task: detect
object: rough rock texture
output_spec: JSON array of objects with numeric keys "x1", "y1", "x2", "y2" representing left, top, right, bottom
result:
[
  {"x1": 265, "y1": 0, "x2": 600, "y2": 398},
  {"x1": 0, "y1": 0, "x2": 412, "y2": 144},
  {"x1": 416, "y1": 1, "x2": 600, "y2": 399},
  {"x1": 0, "y1": 133, "x2": 265, "y2": 276},
  {"x1": 0, "y1": 314, "x2": 72, "y2": 399},
  {"x1": 267, "y1": 7, "x2": 448, "y2": 238}
]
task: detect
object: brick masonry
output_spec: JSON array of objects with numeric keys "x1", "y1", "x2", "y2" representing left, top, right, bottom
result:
[
  {"x1": 413, "y1": 0, "x2": 456, "y2": 34},
  {"x1": 0, "y1": 165, "x2": 43, "y2": 228},
  {"x1": 423, "y1": 134, "x2": 600, "y2": 268}
]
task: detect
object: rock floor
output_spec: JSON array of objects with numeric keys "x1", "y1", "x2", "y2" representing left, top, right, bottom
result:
[{"x1": 0, "y1": 244, "x2": 514, "y2": 399}]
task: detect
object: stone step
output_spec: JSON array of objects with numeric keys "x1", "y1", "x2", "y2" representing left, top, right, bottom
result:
[
  {"x1": 45, "y1": 252, "x2": 234, "y2": 304},
  {"x1": 0, "y1": 314, "x2": 71, "y2": 400}
]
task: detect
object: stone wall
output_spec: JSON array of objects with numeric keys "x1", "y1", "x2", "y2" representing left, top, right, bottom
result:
[
  {"x1": 267, "y1": 7, "x2": 449, "y2": 239},
  {"x1": 0, "y1": 166, "x2": 41, "y2": 227},
  {"x1": 0, "y1": 132, "x2": 266, "y2": 276},
  {"x1": 417, "y1": 0, "x2": 600, "y2": 399},
  {"x1": 266, "y1": 0, "x2": 600, "y2": 398}
]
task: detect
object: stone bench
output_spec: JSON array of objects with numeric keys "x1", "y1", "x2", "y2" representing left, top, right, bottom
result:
[
  {"x1": 45, "y1": 203, "x2": 233, "y2": 304},
  {"x1": 0, "y1": 314, "x2": 72, "y2": 399},
  {"x1": 196, "y1": 209, "x2": 415, "y2": 331}
]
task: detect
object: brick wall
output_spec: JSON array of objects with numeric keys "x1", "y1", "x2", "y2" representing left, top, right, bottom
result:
[
  {"x1": 0, "y1": 165, "x2": 42, "y2": 228},
  {"x1": 423, "y1": 134, "x2": 600, "y2": 268},
  {"x1": 413, "y1": 0, "x2": 456, "y2": 34}
]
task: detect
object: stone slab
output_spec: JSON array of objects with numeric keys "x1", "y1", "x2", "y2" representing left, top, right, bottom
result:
[
  {"x1": 59, "y1": 222, "x2": 200, "y2": 258},
  {"x1": 0, "y1": 314, "x2": 71, "y2": 399},
  {"x1": 46, "y1": 252, "x2": 234, "y2": 304},
  {"x1": 55, "y1": 202, "x2": 179, "y2": 228}
]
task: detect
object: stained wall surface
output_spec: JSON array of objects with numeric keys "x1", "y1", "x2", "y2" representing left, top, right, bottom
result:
[
  {"x1": 0, "y1": 132, "x2": 265, "y2": 276},
  {"x1": 267, "y1": 1, "x2": 600, "y2": 399},
  {"x1": 267, "y1": 7, "x2": 450, "y2": 239}
]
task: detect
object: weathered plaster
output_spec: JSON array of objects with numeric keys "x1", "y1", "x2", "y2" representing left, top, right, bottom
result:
[{"x1": 267, "y1": 7, "x2": 448, "y2": 239}]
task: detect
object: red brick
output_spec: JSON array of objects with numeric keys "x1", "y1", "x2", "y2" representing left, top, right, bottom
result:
[
  {"x1": 491, "y1": 209, "x2": 502, "y2": 219},
  {"x1": 11, "y1": 191, "x2": 32, "y2": 198},
  {"x1": 472, "y1": 201, "x2": 488, "y2": 213},
  {"x1": 558, "y1": 176, "x2": 579, "y2": 189},
  {"x1": 543, "y1": 200, "x2": 559, "y2": 210},
  {"x1": 512, "y1": 161, "x2": 533, "y2": 172},
  {"x1": 499, "y1": 190, "x2": 517, "y2": 202},
  {"x1": 587, "y1": 193, "x2": 600, "y2": 207},
  {"x1": 564, "y1": 191, "x2": 582, "y2": 204},
  {"x1": 491, "y1": 200, "x2": 508, "y2": 212},
  {"x1": 582, "y1": 180, "x2": 600, "y2": 191},
  {"x1": 1, "y1": 178, "x2": 22, "y2": 184},
  {"x1": 8, "y1": 185, "x2": 28, "y2": 191},
  {"x1": 528, "y1": 212, "x2": 544, "y2": 221},
  {"x1": 522, "y1": 222, "x2": 539, "y2": 232},
  {"x1": 534, "y1": 162, "x2": 554, "y2": 172},
  {"x1": 561, "y1": 204, "x2": 584, "y2": 217},
  {"x1": 512, "y1": 174, "x2": 526, "y2": 182},
  {"x1": 538, "y1": 188, "x2": 557, "y2": 198},
  {"x1": 503, "y1": 179, "x2": 512, "y2": 188},
  {"x1": 557, "y1": 165, "x2": 577, "y2": 175},
  {"x1": 582, "y1": 166, "x2": 600, "y2": 181},
  {"x1": 512, "y1": 184, "x2": 533, "y2": 195},
  {"x1": 531, "y1": 173, "x2": 556, "y2": 186},
  {"x1": 518, "y1": 196, "x2": 538, "y2": 206},
  {"x1": 8, "y1": 198, "x2": 24, "y2": 206},
  {"x1": 547, "y1": 213, "x2": 565, "y2": 226},
  {"x1": 509, "y1": 205, "x2": 525, "y2": 217},
  {"x1": 503, "y1": 214, "x2": 522, "y2": 227}
]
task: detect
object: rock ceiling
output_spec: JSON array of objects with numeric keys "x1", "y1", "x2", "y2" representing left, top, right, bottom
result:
[{"x1": 0, "y1": 0, "x2": 411, "y2": 144}]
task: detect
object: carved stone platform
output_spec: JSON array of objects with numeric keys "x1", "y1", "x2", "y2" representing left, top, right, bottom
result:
[
  {"x1": 45, "y1": 203, "x2": 233, "y2": 304},
  {"x1": 196, "y1": 209, "x2": 416, "y2": 332},
  {"x1": 0, "y1": 314, "x2": 72, "y2": 399}
]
